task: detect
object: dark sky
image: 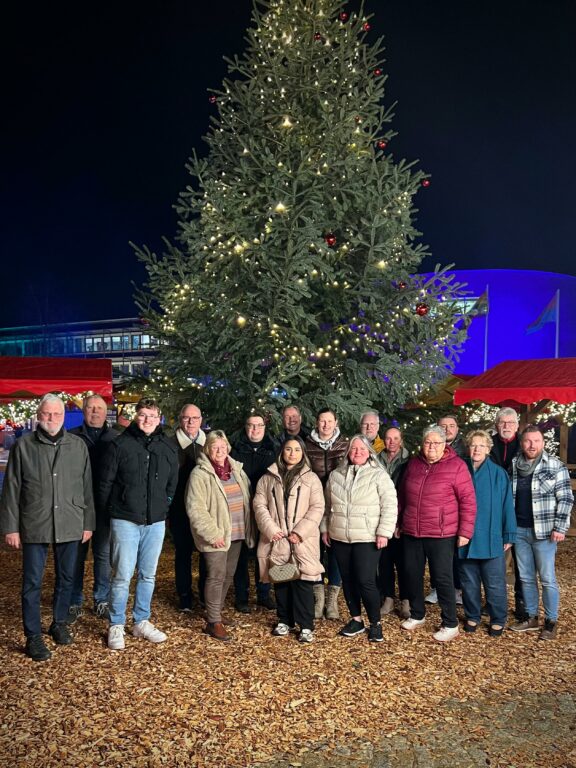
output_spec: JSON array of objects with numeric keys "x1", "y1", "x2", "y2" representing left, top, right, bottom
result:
[{"x1": 2, "y1": 0, "x2": 575, "y2": 327}]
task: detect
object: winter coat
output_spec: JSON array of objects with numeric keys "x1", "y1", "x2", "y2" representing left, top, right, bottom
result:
[
  {"x1": 379, "y1": 446, "x2": 410, "y2": 487},
  {"x1": 98, "y1": 423, "x2": 179, "y2": 526},
  {"x1": 254, "y1": 464, "x2": 325, "y2": 583},
  {"x1": 168, "y1": 428, "x2": 206, "y2": 524},
  {"x1": 0, "y1": 429, "x2": 95, "y2": 544},
  {"x1": 490, "y1": 433, "x2": 520, "y2": 471},
  {"x1": 323, "y1": 457, "x2": 398, "y2": 543},
  {"x1": 186, "y1": 453, "x2": 255, "y2": 552},
  {"x1": 69, "y1": 421, "x2": 118, "y2": 515},
  {"x1": 305, "y1": 434, "x2": 349, "y2": 485},
  {"x1": 230, "y1": 432, "x2": 279, "y2": 489},
  {"x1": 398, "y1": 447, "x2": 477, "y2": 539},
  {"x1": 459, "y1": 458, "x2": 516, "y2": 559}
]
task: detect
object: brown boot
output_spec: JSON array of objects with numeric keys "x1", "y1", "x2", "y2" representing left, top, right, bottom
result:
[
  {"x1": 325, "y1": 585, "x2": 341, "y2": 620},
  {"x1": 313, "y1": 583, "x2": 325, "y2": 619},
  {"x1": 203, "y1": 622, "x2": 230, "y2": 641}
]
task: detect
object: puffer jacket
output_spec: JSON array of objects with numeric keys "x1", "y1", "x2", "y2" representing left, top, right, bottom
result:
[
  {"x1": 0, "y1": 429, "x2": 95, "y2": 544},
  {"x1": 305, "y1": 434, "x2": 349, "y2": 485},
  {"x1": 186, "y1": 453, "x2": 255, "y2": 552},
  {"x1": 254, "y1": 464, "x2": 325, "y2": 583},
  {"x1": 98, "y1": 423, "x2": 179, "y2": 525},
  {"x1": 398, "y1": 447, "x2": 477, "y2": 539},
  {"x1": 323, "y1": 457, "x2": 398, "y2": 543}
]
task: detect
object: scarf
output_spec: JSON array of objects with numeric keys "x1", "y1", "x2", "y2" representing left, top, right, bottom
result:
[
  {"x1": 309, "y1": 427, "x2": 341, "y2": 451},
  {"x1": 210, "y1": 457, "x2": 232, "y2": 481},
  {"x1": 515, "y1": 452, "x2": 543, "y2": 477}
]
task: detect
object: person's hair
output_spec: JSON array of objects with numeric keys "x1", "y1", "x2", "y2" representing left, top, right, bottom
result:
[
  {"x1": 135, "y1": 397, "x2": 161, "y2": 415},
  {"x1": 179, "y1": 403, "x2": 201, "y2": 418},
  {"x1": 438, "y1": 412, "x2": 459, "y2": 424},
  {"x1": 245, "y1": 410, "x2": 267, "y2": 425},
  {"x1": 83, "y1": 394, "x2": 107, "y2": 410},
  {"x1": 277, "y1": 437, "x2": 310, "y2": 490},
  {"x1": 359, "y1": 409, "x2": 380, "y2": 423},
  {"x1": 384, "y1": 426, "x2": 403, "y2": 438},
  {"x1": 422, "y1": 425, "x2": 447, "y2": 443},
  {"x1": 282, "y1": 404, "x2": 301, "y2": 416},
  {"x1": 316, "y1": 407, "x2": 337, "y2": 420},
  {"x1": 495, "y1": 407, "x2": 519, "y2": 424},
  {"x1": 347, "y1": 434, "x2": 378, "y2": 463},
  {"x1": 204, "y1": 429, "x2": 231, "y2": 454},
  {"x1": 465, "y1": 429, "x2": 493, "y2": 450},
  {"x1": 521, "y1": 424, "x2": 542, "y2": 438},
  {"x1": 37, "y1": 393, "x2": 65, "y2": 416}
]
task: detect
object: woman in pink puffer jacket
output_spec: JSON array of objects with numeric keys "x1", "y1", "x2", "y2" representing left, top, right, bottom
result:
[{"x1": 397, "y1": 425, "x2": 476, "y2": 643}]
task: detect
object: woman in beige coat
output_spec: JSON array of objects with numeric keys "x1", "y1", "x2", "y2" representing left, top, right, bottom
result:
[
  {"x1": 186, "y1": 430, "x2": 254, "y2": 642},
  {"x1": 324, "y1": 435, "x2": 397, "y2": 643},
  {"x1": 253, "y1": 438, "x2": 324, "y2": 643}
]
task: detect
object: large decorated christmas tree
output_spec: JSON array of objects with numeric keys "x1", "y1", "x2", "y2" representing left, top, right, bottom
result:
[{"x1": 135, "y1": 0, "x2": 469, "y2": 432}]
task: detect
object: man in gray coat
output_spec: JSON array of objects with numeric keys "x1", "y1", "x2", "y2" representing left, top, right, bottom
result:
[{"x1": 0, "y1": 393, "x2": 95, "y2": 661}]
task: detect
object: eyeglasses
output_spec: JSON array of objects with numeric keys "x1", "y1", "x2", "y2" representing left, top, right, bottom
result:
[
  {"x1": 246, "y1": 423, "x2": 265, "y2": 429},
  {"x1": 499, "y1": 421, "x2": 517, "y2": 426},
  {"x1": 470, "y1": 444, "x2": 489, "y2": 450},
  {"x1": 182, "y1": 416, "x2": 201, "y2": 422},
  {"x1": 423, "y1": 441, "x2": 444, "y2": 448}
]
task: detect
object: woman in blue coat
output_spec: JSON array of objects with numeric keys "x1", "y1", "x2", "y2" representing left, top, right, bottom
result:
[{"x1": 459, "y1": 430, "x2": 516, "y2": 637}]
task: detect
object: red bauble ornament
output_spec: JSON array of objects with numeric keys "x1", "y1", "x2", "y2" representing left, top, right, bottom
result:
[
  {"x1": 415, "y1": 303, "x2": 429, "y2": 316},
  {"x1": 339, "y1": 12, "x2": 349, "y2": 22},
  {"x1": 324, "y1": 232, "x2": 337, "y2": 247},
  {"x1": 373, "y1": 68, "x2": 383, "y2": 76},
  {"x1": 363, "y1": 22, "x2": 371, "y2": 31},
  {"x1": 314, "y1": 32, "x2": 323, "y2": 41},
  {"x1": 377, "y1": 140, "x2": 387, "y2": 150},
  {"x1": 398, "y1": 281, "x2": 407, "y2": 290},
  {"x1": 421, "y1": 179, "x2": 431, "y2": 188},
  {"x1": 208, "y1": 95, "x2": 217, "y2": 104},
  {"x1": 355, "y1": 115, "x2": 362, "y2": 123}
]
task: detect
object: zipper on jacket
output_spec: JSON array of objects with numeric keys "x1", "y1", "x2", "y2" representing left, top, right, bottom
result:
[{"x1": 292, "y1": 486, "x2": 301, "y2": 531}]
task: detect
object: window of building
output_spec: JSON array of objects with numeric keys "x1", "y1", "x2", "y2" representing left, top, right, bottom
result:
[
  {"x1": 111, "y1": 336, "x2": 122, "y2": 351},
  {"x1": 132, "y1": 335, "x2": 140, "y2": 350}
]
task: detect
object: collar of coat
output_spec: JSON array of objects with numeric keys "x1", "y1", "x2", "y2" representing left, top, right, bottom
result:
[
  {"x1": 176, "y1": 427, "x2": 206, "y2": 450},
  {"x1": 196, "y1": 452, "x2": 244, "y2": 476}
]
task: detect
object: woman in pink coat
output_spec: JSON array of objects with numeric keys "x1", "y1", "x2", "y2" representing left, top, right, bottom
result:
[
  {"x1": 253, "y1": 438, "x2": 324, "y2": 643},
  {"x1": 397, "y1": 425, "x2": 476, "y2": 642}
]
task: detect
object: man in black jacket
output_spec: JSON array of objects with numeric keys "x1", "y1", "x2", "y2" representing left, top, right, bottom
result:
[
  {"x1": 67, "y1": 394, "x2": 117, "y2": 622},
  {"x1": 99, "y1": 398, "x2": 178, "y2": 651},
  {"x1": 230, "y1": 412, "x2": 279, "y2": 612}
]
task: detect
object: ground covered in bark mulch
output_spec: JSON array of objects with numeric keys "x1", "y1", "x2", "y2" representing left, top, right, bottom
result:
[{"x1": 0, "y1": 539, "x2": 575, "y2": 768}]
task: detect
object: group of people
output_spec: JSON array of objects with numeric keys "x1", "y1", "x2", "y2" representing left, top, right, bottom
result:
[{"x1": 0, "y1": 394, "x2": 572, "y2": 661}]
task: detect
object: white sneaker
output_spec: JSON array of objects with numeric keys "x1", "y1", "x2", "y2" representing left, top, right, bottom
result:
[
  {"x1": 272, "y1": 622, "x2": 294, "y2": 636},
  {"x1": 433, "y1": 625, "x2": 459, "y2": 642},
  {"x1": 132, "y1": 620, "x2": 167, "y2": 643},
  {"x1": 108, "y1": 624, "x2": 125, "y2": 650},
  {"x1": 401, "y1": 617, "x2": 426, "y2": 631},
  {"x1": 455, "y1": 589, "x2": 463, "y2": 605},
  {"x1": 298, "y1": 629, "x2": 314, "y2": 643},
  {"x1": 425, "y1": 589, "x2": 438, "y2": 604}
]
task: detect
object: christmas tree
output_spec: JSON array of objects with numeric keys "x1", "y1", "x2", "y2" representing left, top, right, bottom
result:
[{"x1": 135, "y1": 0, "x2": 469, "y2": 433}]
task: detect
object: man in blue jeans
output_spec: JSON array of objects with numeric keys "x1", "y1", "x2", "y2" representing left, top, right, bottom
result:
[
  {"x1": 98, "y1": 398, "x2": 178, "y2": 651},
  {"x1": 510, "y1": 425, "x2": 573, "y2": 640},
  {"x1": 0, "y1": 393, "x2": 95, "y2": 661}
]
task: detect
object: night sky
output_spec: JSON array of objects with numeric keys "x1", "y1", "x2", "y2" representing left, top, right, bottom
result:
[{"x1": 2, "y1": 0, "x2": 575, "y2": 328}]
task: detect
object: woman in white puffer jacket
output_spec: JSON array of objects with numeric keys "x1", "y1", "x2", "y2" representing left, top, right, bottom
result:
[{"x1": 323, "y1": 435, "x2": 397, "y2": 643}]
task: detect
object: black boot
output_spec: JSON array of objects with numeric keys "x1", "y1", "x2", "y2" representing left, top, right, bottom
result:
[
  {"x1": 26, "y1": 634, "x2": 52, "y2": 662},
  {"x1": 49, "y1": 622, "x2": 73, "y2": 645}
]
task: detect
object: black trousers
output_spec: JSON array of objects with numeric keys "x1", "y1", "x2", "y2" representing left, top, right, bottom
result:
[
  {"x1": 378, "y1": 535, "x2": 407, "y2": 600},
  {"x1": 403, "y1": 535, "x2": 458, "y2": 628},
  {"x1": 331, "y1": 540, "x2": 381, "y2": 625},
  {"x1": 169, "y1": 510, "x2": 206, "y2": 606},
  {"x1": 275, "y1": 579, "x2": 314, "y2": 631}
]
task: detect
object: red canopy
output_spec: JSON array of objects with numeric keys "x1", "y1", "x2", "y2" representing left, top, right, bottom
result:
[
  {"x1": 0, "y1": 357, "x2": 113, "y2": 402},
  {"x1": 453, "y1": 358, "x2": 576, "y2": 406}
]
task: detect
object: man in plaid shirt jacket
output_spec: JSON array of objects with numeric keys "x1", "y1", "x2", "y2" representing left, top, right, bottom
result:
[{"x1": 510, "y1": 425, "x2": 573, "y2": 640}]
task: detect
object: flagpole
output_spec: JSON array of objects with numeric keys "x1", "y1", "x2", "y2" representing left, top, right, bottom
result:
[
  {"x1": 555, "y1": 289, "x2": 560, "y2": 358},
  {"x1": 483, "y1": 284, "x2": 490, "y2": 371}
]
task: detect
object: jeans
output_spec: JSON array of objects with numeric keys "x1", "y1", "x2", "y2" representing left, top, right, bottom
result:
[
  {"x1": 378, "y1": 535, "x2": 407, "y2": 600},
  {"x1": 204, "y1": 541, "x2": 243, "y2": 623},
  {"x1": 331, "y1": 540, "x2": 381, "y2": 625},
  {"x1": 458, "y1": 555, "x2": 508, "y2": 626},
  {"x1": 70, "y1": 519, "x2": 111, "y2": 606},
  {"x1": 403, "y1": 535, "x2": 458, "y2": 628},
  {"x1": 109, "y1": 519, "x2": 165, "y2": 626},
  {"x1": 233, "y1": 539, "x2": 270, "y2": 603},
  {"x1": 514, "y1": 527, "x2": 559, "y2": 621},
  {"x1": 169, "y1": 510, "x2": 206, "y2": 607},
  {"x1": 275, "y1": 580, "x2": 314, "y2": 631},
  {"x1": 22, "y1": 541, "x2": 79, "y2": 637}
]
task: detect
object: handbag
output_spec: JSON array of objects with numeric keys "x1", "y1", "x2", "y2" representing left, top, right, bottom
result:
[{"x1": 268, "y1": 547, "x2": 301, "y2": 583}]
